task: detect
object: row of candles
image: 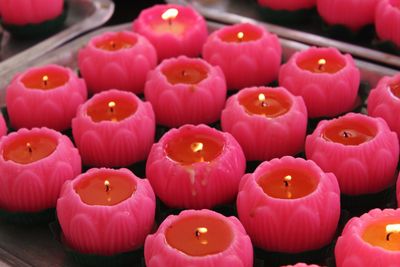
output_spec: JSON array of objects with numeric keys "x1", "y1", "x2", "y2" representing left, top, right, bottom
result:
[
  {"x1": 257, "y1": 0, "x2": 400, "y2": 47},
  {"x1": 0, "y1": 3, "x2": 400, "y2": 267}
]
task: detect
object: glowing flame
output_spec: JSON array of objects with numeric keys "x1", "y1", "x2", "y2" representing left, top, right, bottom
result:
[
  {"x1": 104, "y1": 180, "x2": 110, "y2": 192},
  {"x1": 237, "y1": 31, "x2": 244, "y2": 41},
  {"x1": 42, "y1": 75, "x2": 49, "y2": 85},
  {"x1": 284, "y1": 175, "x2": 292, "y2": 182},
  {"x1": 162, "y1": 8, "x2": 179, "y2": 21},
  {"x1": 191, "y1": 142, "x2": 204, "y2": 153},
  {"x1": 197, "y1": 227, "x2": 208, "y2": 234},
  {"x1": 258, "y1": 93, "x2": 266, "y2": 102}
]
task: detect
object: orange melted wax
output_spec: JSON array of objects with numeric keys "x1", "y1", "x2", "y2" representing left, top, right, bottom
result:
[
  {"x1": 390, "y1": 79, "x2": 400, "y2": 98},
  {"x1": 3, "y1": 134, "x2": 57, "y2": 164},
  {"x1": 162, "y1": 63, "x2": 208, "y2": 85},
  {"x1": 219, "y1": 28, "x2": 262, "y2": 43},
  {"x1": 297, "y1": 55, "x2": 345, "y2": 74},
  {"x1": 86, "y1": 97, "x2": 137, "y2": 123},
  {"x1": 95, "y1": 33, "x2": 137, "y2": 51},
  {"x1": 21, "y1": 69, "x2": 69, "y2": 90},
  {"x1": 362, "y1": 220, "x2": 400, "y2": 251},
  {"x1": 239, "y1": 90, "x2": 291, "y2": 118},
  {"x1": 258, "y1": 168, "x2": 318, "y2": 199},
  {"x1": 165, "y1": 133, "x2": 224, "y2": 165},
  {"x1": 75, "y1": 172, "x2": 136, "y2": 206},
  {"x1": 322, "y1": 119, "x2": 376, "y2": 146},
  {"x1": 165, "y1": 215, "x2": 233, "y2": 256}
]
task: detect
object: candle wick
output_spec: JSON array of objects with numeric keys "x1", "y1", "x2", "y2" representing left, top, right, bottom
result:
[
  {"x1": 343, "y1": 131, "x2": 350, "y2": 138},
  {"x1": 195, "y1": 230, "x2": 200, "y2": 238},
  {"x1": 261, "y1": 101, "x2": 267, "y2": 107},
  {"x1": 387, "y1": 232, "x2": 392, "y2": 241},
  {"x1": 108, "y1": 101, "x2": 116, "y2": 114},
  {"x1": 284, "y1": 180, "x2": 289, "y2": 187},
  {"x1": 318, "y1": 59, "x2": 326, "y2": 71},
  {"x1": 110, "y1": 41, "x2": 116, "y2": 49},
  {"x1": 42, "y1": 75, "x2": 49, "y2": 86},
  {"x1": 283, "y1": 175, "x2": 292, "y2": 187},
  {"x1": 104, "y1": 180, "x2": 110, "y2": 192},
  {"x1": 182, "y1": 70, "x2": 187, "y2": 77},
  {"x1": 26, "y1": 143, "x2": 32, "y2": 154}
]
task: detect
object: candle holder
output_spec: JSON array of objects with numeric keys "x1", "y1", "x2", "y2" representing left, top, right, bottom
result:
[{"x1": 0, "y1": 1, "x2": 67, "y2": 39}]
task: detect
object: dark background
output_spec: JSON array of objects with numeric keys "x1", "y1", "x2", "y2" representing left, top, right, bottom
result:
[{"x1": 108, "y1": 0, "x2": 166, "y2": 25}]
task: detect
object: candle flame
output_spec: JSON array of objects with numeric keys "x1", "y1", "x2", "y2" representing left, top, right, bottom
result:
[
  {"x1": 191, "y1": 142, "x2": 203, "y2": 153},
  {"x1": 318, "y1": 59, "x2": 326, "y2": 71},
  {"x1": 197, "y1": 227, "x2": 208, "y2": 234},
  {"x1": 104, "y1": 180, "x2": 110, "y2": 192},
  {"x1": 258, "y1": 93, "x2": 266, "y2": 102},
  {"x1": 386, "y1": 224, "x2": 400, "y2": 241},
  {"x1": 162, "y1": 8, "x2": 179, "y2": 21},
  {"x1": 237, "y1": 31, "x2": 244, "y2": 41},
  {"x1": 42, "y1": 75, "x2": 49, "y2": 86},
  {"x1": 108, "y1": 101, "x2": 116, "y2": 113},
  {"x1": 284, "y1": 175, "x2": 292, "y2": 187}
]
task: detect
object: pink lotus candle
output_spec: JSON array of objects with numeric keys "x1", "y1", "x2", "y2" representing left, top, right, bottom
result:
[
  {"x1": 6, "y1": 64, "x2": 87, "y2": 131},
  {"x1": 145, "y1": 209, "x2": 253, "y2": 267},
  {"x1": 375, "y1": 1, "x2": 400, "y2": 50},
  {"x1": 146, "y1": 124, "x2": 246, "y2": 209},
  {"x1": 237, "y1": 156, "x2": 340, "y2": 253},
  {"x1": 132, "y1": 4, "x2": 208, "y2": 61},
  {"x1": 306, "y1": 113, "x2": 399, "y2": 196},
  {"x1": 317, "y1": 0, "x2": 379, "y2": 31},
  {"x1": 202, "y1": 23, "x2": 281, "y2": 90},
  {"x1": 57, "y1": 168, "x2": 156, "y2": 255},
  {"x1": 0, "y1": 0, "x2": 63, "y2": 26},
  {"x1": 72, "y1": 89, "x2": 155, "y2": 167},
  {"x1": 144, "y1": 56, "x2": 226, "y2": 127},
  {"x1": 258, "y1": 0, "x2": 316, "y2": 11},
  {"x1": 368, "y1": 74, "x2": 400, "y2": 142},
  {"x1": 0, "y1": 113, "x2": 7, "y2": 137},
  {"x1": 335, "y1": 208, "x2": 400, "y2": 267},
  {"x1": 78, "y1": 31, "x2": 157, "y2": 94},
  {"x1": 0, "y1": 127, "x2": 81, "y2": 212},
  {"x1": 279, "y1": 47, "x2": 360, "y2": 118},
  {"x1": 221, "y1": 86, "x2": 307, "y2": 161}
]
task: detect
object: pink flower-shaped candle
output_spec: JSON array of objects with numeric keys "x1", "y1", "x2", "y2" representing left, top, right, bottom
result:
[
  {"x1": 279, "y1": 47, "x2": 360, "y2": 118},
  {"x1": 317, "y1": 0, "x2": 379, "y2": 31},
  {"x1": 375, "y1": 0, "x2": 400, "y2": 47},
  {"x1": 132, "y1": 4, "x2": 208, "y2": 61},
  {"x1": 0, "y1": 127, "x2": 81, "y2": 212},
  {"x1": 306, "y1": 113, "x2": 399, "y2": 195},
  {"x1": 221, "y1": 86, "x2": 307, "y2": 161},
  {"x1": 145, "y1": 209, "x2": 253, "y2": 267},
  {"x1": 146, "y1": 124, "x2": 246, "y2": 209},
  {"x1": 258, "y1": 0, "x2": 316, "y2": 11},
  {"x1": 57, "y1": 168, "x2": 156, "y2": 255},
  {"x1": 0, "y1": 113, "x2": 7, "y2": 137},
  {"x1": 6, "y1": 64, "x2": 87, "y2": 131},
  {"x1": 202, "y1": 23, "x2": 282, "y2": 90},
  {"x1": 144, "y1": 56, "x2": 227, "y2": 127},
  {"x1": 72, "y1": 89, "x2": 155, "y2": 167},
  {"x1": 237, "y1": 156, "x2": 340, "y2": 253},
  {"x1": 335, "y1": 208, "x2": 400, "y2": 267},
  {"x1": 78, "y1": 31, "x2": 157, "y2": 94},
  {"x1": 0, "y1": 0, "x2": 63, "y2": 25},
  {"x1": 368, "y1": 74, "x2": 400, "y2": 142}
]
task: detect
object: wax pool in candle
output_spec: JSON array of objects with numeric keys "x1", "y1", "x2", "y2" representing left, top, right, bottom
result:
[
  {"x1": 86, "y1": 98, "x2": 138, "y2": 122},
  {"x1": 165, "y1": 215, "x2": 233, "y2": 256},
  {"x1": 322, "y1": 120, "x2": 376, "y2": 146},
  {"x1": 219, "y1": 29, "x2": 262, "y2": 43},
  {"x1": 165, "y1": 133, "x2": 224, "y2": 165},
  {"x1": 362, "y1": 221, "x2": 400, "y2": 251},
  {"x1": 75, "y1": 172, "x2": 136, "y2": 206},
  {"x1": 95, "y1": 33, "x2": 136, "y2": 51},
  {"x1": 297, "y1": 56, "x2": 345, "y2": 74},
  {"x1": 21, "y1": 69, "x2": 69, "y2": 90},
  {"x1": 162, "y1": 63, "x2": 208, "y2": 85},
  {"x1": 239, "y1": 91, "x2": 291, "y2": 117},
  {"x1": 258, "y1": 168, "x2": 318, "y2": 199},
  {"x1": 3, "y1": 134, "x2": 57, "y2": 164}
]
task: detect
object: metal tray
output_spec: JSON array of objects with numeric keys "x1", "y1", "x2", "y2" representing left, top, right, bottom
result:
[
  {"x1": 0, "y1": 21, "x2": 398, "y2": 267},
  {"x1": 167, "y1": 0, "x2": 400, "y2": 70}
]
